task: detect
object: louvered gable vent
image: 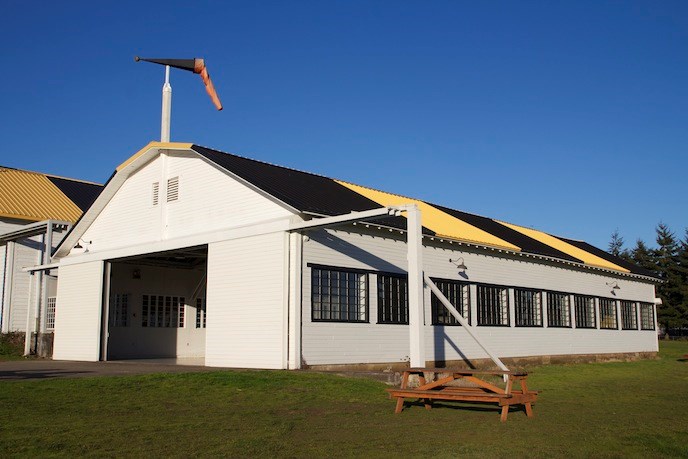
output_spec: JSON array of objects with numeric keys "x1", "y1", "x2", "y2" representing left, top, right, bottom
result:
[
  {"x1": 152, "y1": 182, "x2": 159, "y2": 206},
  {"x1": 167, "y1": 176, "x2": 179, "y2": 202}
]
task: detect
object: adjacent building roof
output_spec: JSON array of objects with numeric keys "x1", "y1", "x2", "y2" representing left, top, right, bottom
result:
[{"x1": 0, "y1": 166, "x2": 103, "y2": 223}]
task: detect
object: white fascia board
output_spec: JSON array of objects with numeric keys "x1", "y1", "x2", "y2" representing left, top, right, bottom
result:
[
  {"x1": 58, "y1": 216, "x2": 292, "y2": 267},
  {"x1": 22, "y1": 262, "x2": 60, "y2": 273},
  {"x1": 53, "y1": 145, "x2": 194, "y2": 259}
]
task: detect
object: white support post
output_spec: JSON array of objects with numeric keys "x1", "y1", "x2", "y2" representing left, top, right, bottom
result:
[
  {"x1": 424, "y1": 274, "x2": 509, "y2": 372},
  {"x1": 161, "y1": 65, "x2": 172, "y2": 142},
  {"x1": 405, "y1": 204, "x2": 425, "y2": 368},
  {"x1": 287, "y1": 232, "x2": 303, "y2": 369},
  {"x1": 23, "y1": 272, "x2": 34, "y2": 356}
]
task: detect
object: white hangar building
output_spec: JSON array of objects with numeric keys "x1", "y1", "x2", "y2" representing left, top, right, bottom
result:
[{"x1": 44, "y1": 142, "x2": 659, "y2": 369}]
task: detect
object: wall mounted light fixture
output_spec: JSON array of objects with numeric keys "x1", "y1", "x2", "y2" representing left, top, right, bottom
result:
[
  {"x1": 606, "y1": 281, "x2": 620, "y2": 295},
  {"x1": 449, "y1": 257, "x2": 468, "y2": 271},
  {"x1": 73, "y1": 239, "x2": 92, "y2": 252}
]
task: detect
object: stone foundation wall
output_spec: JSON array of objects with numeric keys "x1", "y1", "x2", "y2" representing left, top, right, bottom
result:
[
  {"x1": 30, "y1": 332, "x2": 54, "y2": 358},
  {"x1": 303, "y1": 351, "x2": 658, "y2": 372}
]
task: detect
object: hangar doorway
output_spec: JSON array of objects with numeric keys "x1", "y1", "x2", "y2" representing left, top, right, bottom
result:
[{"x1": 104, "y1": 246, "x2": 208, "y2": 362}]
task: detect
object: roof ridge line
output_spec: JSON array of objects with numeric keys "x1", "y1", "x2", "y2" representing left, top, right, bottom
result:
[{"x1": 0, "y1": 165, "x2": 102, "y2": 186}]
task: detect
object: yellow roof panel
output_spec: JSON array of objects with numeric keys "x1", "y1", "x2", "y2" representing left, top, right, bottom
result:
[
  {"x1": 499, "y1": 221, "x2": 630, "y2": 272},
  {"x1": 336, "y1": 180, "x2": 520, "y2": 251},
  {"x1": 116, "y1": 141, "x2": 194, "y2": 171},
  {"x1": 0, "y1": 168, "x2": 83, "y2": 223}
]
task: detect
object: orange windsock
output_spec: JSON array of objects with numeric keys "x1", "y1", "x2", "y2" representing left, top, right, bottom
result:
[
  {"x1": 193, "y1": 59, "x2": 223, "y2": 111},
  {"x1": 136, "y1": 56, "x2": 223, "y2": 111}
]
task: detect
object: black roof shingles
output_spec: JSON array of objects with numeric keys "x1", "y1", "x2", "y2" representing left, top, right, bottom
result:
[{"x1": 47, "y1": 176, "x2": 103, "y2": 212}]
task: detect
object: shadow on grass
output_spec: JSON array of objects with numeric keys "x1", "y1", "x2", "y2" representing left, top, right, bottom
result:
[
  {"x1": 0, "y1": 369, "x2": 94, "y2": 381},
  {"x1": 400, "y1": 399, "x2": 531, "y2": 417}
]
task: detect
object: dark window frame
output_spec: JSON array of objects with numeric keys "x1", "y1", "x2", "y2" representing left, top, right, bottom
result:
[
  {"x1": 430, "y1": 277, "x2": 471, "y2": 326},
  {"x1": 599, "y1": 298, "x2": 618, "y2": 330},
  {"x1": 639, "y1": 302, "x2": 655, "y2": 330},
  {"x1": 377, "y1": 273, "x2": 409, "y2": 325},
  {"x1": 514, "y1": 288, "x2": 542, "y2": 327},
  {"x1": 310, "y1": 265, "x2": 369, "y2": 323},
  {"x1": 476, "y1": 283, "x2": 510, "y2": 327},
  {"x1": 620, "y1": 300, "x2": 638, "y2": 330},
  {"x1": 574, "y1": 294, "x2": 596, "y2": 329},
  {"x1": 546, "y1": 291, "x2": 572, "y2": 328}
]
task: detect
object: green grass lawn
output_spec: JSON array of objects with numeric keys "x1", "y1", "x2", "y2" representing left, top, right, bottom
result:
[{"x1": 1, "y1": 342, "x2": 687, "y2": 458}]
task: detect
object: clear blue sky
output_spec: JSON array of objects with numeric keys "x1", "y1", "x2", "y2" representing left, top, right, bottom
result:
[{"x1": 1, "y1": 1, "x2": 686, "y2": 250}]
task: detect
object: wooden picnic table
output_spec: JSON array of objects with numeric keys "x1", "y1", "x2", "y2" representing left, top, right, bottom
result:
[{"x1": 386, "y1": 367, "x2": 538, "y2": 422}]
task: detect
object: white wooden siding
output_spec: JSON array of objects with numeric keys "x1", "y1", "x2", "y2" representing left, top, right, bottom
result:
[
  {"x1": 164, "y1": 152, "x2": 292, "y2": 239},
  {"x1": 0, "y1": 243, "x2": 6, "y2": 328},
  {"x1": 6, "y1": 236, "x2": 42, "y2": 331},
  {"x1": 301, "y1": 227, "x2": 658, "y2": 366},
  {"x1": 78, "y1": 156, "x2": 163, "y2": 253},
  {"x1": 205, "y1": 233, "x2": 286, "y2": 369},
  {"x1": 53, "y1": 261, "x2": 104, "y2": 361},
  {"x1": 78, "y1": 152, "x2": 291, "y2": 255}
]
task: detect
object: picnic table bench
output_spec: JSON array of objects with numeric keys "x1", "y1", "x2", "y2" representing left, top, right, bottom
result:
[{"x1": 386, "y1": 367, "x2": 539, "y2": 422}]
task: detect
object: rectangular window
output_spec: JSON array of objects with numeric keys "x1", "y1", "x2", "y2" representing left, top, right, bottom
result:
[
  {"x1": 547, "y1": 292, "x2": 571, "y2": 327},
  {"x1": 377, "y1": 274, "x2": 408, "y2": 324},
  {"x1": 477, "y1": 284, "x2": 509, "y2": 326},
  {"x1": 431, "y1": 278, "x2": 470, "y2": 325},
  {"x1": 599, "y1": 298, "x2": 618, "y2": 329},
  {"x1": 196, "y1": 298, "x2": 206, "y2": 329},
  {"x1": 621, "y1": 300, "x2": 638, "y2": 330},
  {"x1": 574, "y1": 295, "x2": 596, "y2": 329},
  {"x1": 514, "y1": 288, "x2": 542, "y2": 327},
  {"x1": 109, "y1": 293, "x2": 129, "y2": 327},
  {"x1": 142, "y1": 295, "x2": 185, "y2": 328},
  {"x1": 152, "y1": 182, "x2": 159, "y2": 206},
  {"x1": 640, "y1": 303, "x2": 655, "y2": 330},
  {"x1": 46, "y1": 296, "x2": 57, "y2": 330},
  {"x1": 167, "y1": 176, "x2": 179, "y2": 202},
  {"x1": 312, "y1": 267, "x2": 367, "y2": 322}
]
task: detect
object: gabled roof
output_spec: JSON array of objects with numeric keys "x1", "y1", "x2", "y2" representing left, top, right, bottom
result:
[
  {"x1": 0, "y1": 166, "x2": 103, "y2": 223},
  {"x1": 55, "y1": 142, "x2": 655, "y2": 280}
]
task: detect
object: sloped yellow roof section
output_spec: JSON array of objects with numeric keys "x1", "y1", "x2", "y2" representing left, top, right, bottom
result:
[
  {"x1": 499, "y1": 221, "x2": 630, "y2": 272},
  {"x1": 0, "y1": 168, "x2": 83, "y2": 222},
  {"x1": 117, "y1": 141, "x2": 194, "y2": 171},
  {"x1": 336, "y1": 180, "x2": 520, "y2": 251}
]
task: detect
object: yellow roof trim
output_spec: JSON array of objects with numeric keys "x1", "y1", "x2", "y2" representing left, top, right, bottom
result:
[
  {"x1": 336, "y1": 180, "x2": 521, "y2": 251},
  {"x1": 0, "y1": 168, "x2": 83, "y2": 223},
  {"x1": 116, "y1": 142, "x2": 194, "y2": 171},
  {"x1": 499, "y1": 221, "x2": 630, "y2": 272}
]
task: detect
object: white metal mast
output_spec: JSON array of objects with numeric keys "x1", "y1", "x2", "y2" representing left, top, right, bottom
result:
[{"x1": 161, "y1": 65, "x2": 172, "y2": 142}]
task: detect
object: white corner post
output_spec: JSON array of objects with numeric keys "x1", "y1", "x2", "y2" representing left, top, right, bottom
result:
[
  {"x1": 405, "y1": 204, "x2": 425, "y2": 367},
  {"x1": 161, "y1": 65, "x2": 172, "y2": 142}
]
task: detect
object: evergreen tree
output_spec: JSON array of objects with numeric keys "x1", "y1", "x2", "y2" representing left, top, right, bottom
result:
[
  {"x1": 631, "y1": 239, "x2": 656, "y2": 274},
  {"x1": 675, "y1": 229, "x2": 688, "y2": 329},
  {"x1": 608, "y1": 229, "x2": 625, "y2": 257},
  {"x1": 654, "y1": 223, "x2": 684, "y2": 329}
]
